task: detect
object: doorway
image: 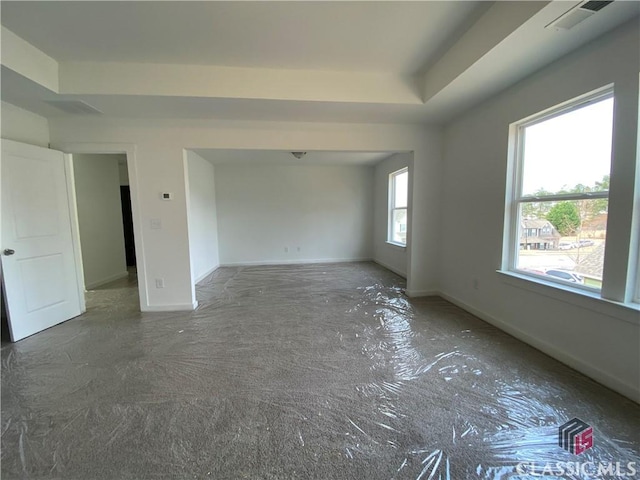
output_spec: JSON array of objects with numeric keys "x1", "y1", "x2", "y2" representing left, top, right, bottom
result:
[
  {"x1": 71, "y1": 154, "x2": 139, "y2": 310},
  {"x1": 120, "y1": 185, "x2": 136, "y2": 267}
]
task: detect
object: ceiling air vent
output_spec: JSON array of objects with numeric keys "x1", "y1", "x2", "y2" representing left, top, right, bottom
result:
[
  {"x1": 44, "y1": 100, "x2": 103, "y2": 115},
  {"x1": 546, "y1": 0, "x2": 614, "y2": 31},
  {"x1": 581, "y1": 1, "x2": 614, "y2": 12}
]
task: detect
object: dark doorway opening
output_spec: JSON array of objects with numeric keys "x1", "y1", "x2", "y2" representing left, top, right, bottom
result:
[{"x1": 120, "y1": 186, "x2": 136, "y2": 267}]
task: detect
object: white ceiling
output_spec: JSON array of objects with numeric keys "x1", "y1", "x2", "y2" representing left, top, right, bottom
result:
[
  {"x1": 1, "y1": 1, "x2": 638, "y2": 125},
  {"x1": 192, "y1": 149, "x2": 395, "y2": 166},
  {"x1": 0, "y1": 1, "x2": 484, "y2": 74}
]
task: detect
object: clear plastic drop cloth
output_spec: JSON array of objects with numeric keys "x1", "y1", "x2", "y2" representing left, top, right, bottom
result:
[{"x1": 1, "y1": 262, "x2": 638, "y2": 479}]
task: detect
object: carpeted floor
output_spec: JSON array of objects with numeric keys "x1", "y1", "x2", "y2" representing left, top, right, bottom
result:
[{"x1": 1, "y1": 262, "x2": 638, "y2": 479}]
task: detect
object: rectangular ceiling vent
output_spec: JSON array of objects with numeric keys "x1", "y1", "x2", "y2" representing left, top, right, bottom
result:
[
  {"x1": 44, "y1": 100, "x2": 103, "y2": 115},
  {"x1": 546, "y1": 1, "x2": 614, "y2": 31},
  {"x1": 581, "y1": 1, "x2": 614, "y2": 12}
]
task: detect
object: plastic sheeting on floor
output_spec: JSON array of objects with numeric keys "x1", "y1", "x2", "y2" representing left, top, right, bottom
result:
[{"x1": 2, "y1": 262, "x2": 639, "y2": 479}]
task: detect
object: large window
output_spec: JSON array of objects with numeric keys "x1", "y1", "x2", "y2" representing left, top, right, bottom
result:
[
  {"x1": 389, "y1": 168, "x2": 408, "y2": 246},
  {"x1": 506, "y1": 90, "x2": 614, "y2": 290}
]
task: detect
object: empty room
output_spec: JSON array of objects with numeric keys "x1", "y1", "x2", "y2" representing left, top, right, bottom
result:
[{"x1": 1, "y1": 2, "x2": 639, "y2": 479}]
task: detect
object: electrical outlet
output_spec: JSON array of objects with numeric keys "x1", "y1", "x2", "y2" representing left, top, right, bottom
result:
[
  {"x1": 155, "y1": 278, "x2": 165, "y2": 288},
  {"x1": 284, "y1": 247, "x2": 289, "y2": 253},
  {"x1": 297, "y1": 246, "x2": 301, "y2": 252},
  {"x1": 473, "y1": 278, "x2": 479, "y2": 290}
]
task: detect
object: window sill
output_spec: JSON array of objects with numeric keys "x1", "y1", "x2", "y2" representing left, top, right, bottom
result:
[
  {"x1": 386, "y1": 241, "x2": 406, "y2": 249},
  {"x1": 497, "y1": 270, "x2": 640, "y2": 325}
]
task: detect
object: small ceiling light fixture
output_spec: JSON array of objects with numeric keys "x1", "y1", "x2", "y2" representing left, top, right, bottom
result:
[{"x1": 291, "y1": 152, "x2": 307, "y2": 159}]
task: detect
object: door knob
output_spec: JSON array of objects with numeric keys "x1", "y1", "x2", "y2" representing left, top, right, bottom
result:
[{"x1": 3, "y1": 249, "x2": 15, "y2": 256}]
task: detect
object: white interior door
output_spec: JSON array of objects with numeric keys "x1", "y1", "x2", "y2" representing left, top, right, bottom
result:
[{"x1": 1, "y1": 139, "x2": 82, "y2": 341}]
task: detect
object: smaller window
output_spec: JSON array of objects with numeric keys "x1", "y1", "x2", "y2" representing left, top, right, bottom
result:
[{"x1": 389, "y1": 168, "x2": 408, "y2": 246}]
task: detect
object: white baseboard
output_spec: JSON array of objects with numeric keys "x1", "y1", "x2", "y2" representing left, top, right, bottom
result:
[
  {"x1": 373, "y1": 259, "x2": 407, "y2": 278},
  {"x1": 85, "y1": 271, "x2": 129, "y2": 290},
  {"x1": 220, "y1": 257, "x2": 373, "y2": 267},
  {"x1": 405, "y1": 289, "x2": 439, "y2": 297},
  {"x1": 195, "y1": 264, "x2": 219, "y2": 284},
  {"x1": 141, "y1": 301, "x2": 198, "y2": 312},
  {"x1": 438, "y1": 291, "x2": 640, "y2": 404}
]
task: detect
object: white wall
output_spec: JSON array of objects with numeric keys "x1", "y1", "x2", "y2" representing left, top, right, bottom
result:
[
  {"x1": 119, "y1": 161, "x2": 129, "y2": 186},
  {"x1": 50, "y1": 120, "x2": 442, "y2": 310},
  {"x1": 373, "y1": 153, "x2": 411, "y2": 277},
  {"x1": 440, "y1": 20, "x2": 639, "y2": 401},
  {"x1": 72, "y1": 154, "x2": 128, "y2": 289},
  {"x1": 185, "y1": 150, "x2": 219, "y2": 283},
  {"x1": 1, "y1": 101, "x2": 50, "y2": 147},
  {"x1": 215, "y1": 163, "x2": 373, "y2": 265}
]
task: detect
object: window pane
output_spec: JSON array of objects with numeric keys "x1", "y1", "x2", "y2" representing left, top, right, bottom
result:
[
  {"x1": 394, "y1": 171, "x2": 408, "y2": 208},
  {"x1": 521, "y1": 97, "x2": 613, "y2": 196},
  {"x1": 392, "y1": 208, "x2": 407, "y2": 244},
  {"x1": 517, "y1": 199, "x2": 608, "y2": 289}
]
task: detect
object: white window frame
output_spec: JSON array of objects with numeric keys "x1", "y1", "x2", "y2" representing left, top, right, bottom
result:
[
  {"x1": 633, "y1": 163, "x2": 640, "y2": 305},
  {"x1": 388, "y1": 167, "x2": 408, "y2": 247},
  {"x1": 504, "y1": 88, "x2": 613, "y2": 292},
  {"x1": 634, "y1": 245, "x2": 640, "y2": 304}
]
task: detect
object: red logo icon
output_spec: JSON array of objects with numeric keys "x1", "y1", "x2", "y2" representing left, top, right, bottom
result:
[{"x1": 559, "y1": 418, "x2": 593, "y2": 455}]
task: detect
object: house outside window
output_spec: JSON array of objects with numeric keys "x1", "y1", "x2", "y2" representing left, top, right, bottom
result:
[
  {"x1": 389, "y1": 168, "x2": 408, "y2": 246},
  {"x1": 505, "y1": 89, "x2": 614, "y2": 290}
]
